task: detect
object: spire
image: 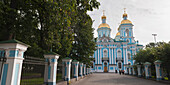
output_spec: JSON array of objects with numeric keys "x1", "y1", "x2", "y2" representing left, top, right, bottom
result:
[
  {"x1": 102, "y1": 10, "x2": 106, "y2": 23},
  {"x1": 123, "y1": 8, "x2": 127, "y2": 20}
]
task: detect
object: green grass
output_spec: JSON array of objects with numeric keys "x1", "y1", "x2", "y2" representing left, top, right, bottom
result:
[
  {"x1": 151, "y1": 76, "x2": 155, "y2": 78},
  {"x1": 22, "y1": 73, "x2": 41, "y2": 76},
  {"x1": 56, "y1": 73, "x2": 63, "y2": 82},
  {"x1": 20, "y1": 78, "x2": 44, "y2": 85}
]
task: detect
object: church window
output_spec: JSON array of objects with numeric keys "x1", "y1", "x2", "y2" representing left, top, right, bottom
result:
[
  {"x1": 103, "y1": 50, "x2": 107, "y2": 57},
  {"x1": 117, "y1": 50, "x2": 122, "y2": 60},
  {"x1": 104, "y1": 39, "x2": 107, "y2": 42},
  {"x1": 128, "y1": 53, "x2": 131, "y2": 59},
  {"x1": 127, "y1": 39, "x2": 129, "y2": 43},
  {"x1": 125, "y1": 29, "x2": 129, "y2": 37},
  {"x1": 117, "y1": 44, "x2": 121, "y2": 48}
]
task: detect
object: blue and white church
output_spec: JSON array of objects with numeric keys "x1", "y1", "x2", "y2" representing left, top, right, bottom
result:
[{"x1": 91, "y1": 10, "x2": 143, "y2": 73}]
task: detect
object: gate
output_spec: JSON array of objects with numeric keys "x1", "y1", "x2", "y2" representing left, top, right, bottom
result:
[{"x1": 20, "y1": 56, "x2": 45, "y2": 85}]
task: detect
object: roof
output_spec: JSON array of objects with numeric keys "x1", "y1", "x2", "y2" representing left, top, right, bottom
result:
[
  {"x1": 0, "y1": 39, "x2": 30, "y2": 47},
  {"x1": 64, "y1": 57, "x2": 72, "y2": 59},
  {"x1": 155, "y1": 60, "x2": 162, "y2": 63},
  {"x1": 144, "y1": 62, "x2": 151, "y2": 65},
  {"x1": 72, "y1": 60, "x2": 79, "y2": 62},
  {"x1": 44, "y1": 51, "x2": 59, "y2": 56}
]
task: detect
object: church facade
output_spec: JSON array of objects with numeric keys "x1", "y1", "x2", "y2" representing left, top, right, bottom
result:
[{"x1": 91, "y1": 10, "x2": 143, "y2": 73}]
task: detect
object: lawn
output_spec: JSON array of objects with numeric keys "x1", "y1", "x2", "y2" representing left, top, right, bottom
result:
[{"x1": 20, "y1": 78, "x2": 44, "y2": 85}]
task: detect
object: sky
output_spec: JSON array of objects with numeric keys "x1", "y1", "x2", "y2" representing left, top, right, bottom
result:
[{"x1": 87, "y1": 0, "x2": 170, "y2": 46}]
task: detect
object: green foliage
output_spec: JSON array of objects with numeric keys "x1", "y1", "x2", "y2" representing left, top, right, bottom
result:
[
  {"x1": 0, "y1": 0, "x2": 100, "y2": 65},
  {"x1": 134, "y1": 42, "x2": 170, "y2": 78}
]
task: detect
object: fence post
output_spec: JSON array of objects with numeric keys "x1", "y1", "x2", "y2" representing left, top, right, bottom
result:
[
  {"x1": 79, "y1": 63, "x2": 83, "y2": 78},
  {"x1": 137, "y1": 64, "x2": 142, "y2": 77},
  {"x1": 62, "y1": 57, "x2": 72, "y2": 85},
  {"x1": 83, "y1": 64, "x2": 86, "y2": 76},
  {"x1": 0, "y1": 39, "x2": 29, "y2": 85},
  {"x1": 72, "y1": 60, "x2": 79, "y2": 81},
  {"x1": 132, "y1": 65, "x2": 136, "y2": 75},
  {"x1": 44, "y1": 52, "x2": 59, "y2": 85},
  {"x1": 154, "y1": 60, "x2": 162, "y2": 81},
  {"x1": 144, "y1": 62, "x2": 151, "y2": 79},
  {"x1": 129, "y1": 66, "x2": 132, "y2": 75}
]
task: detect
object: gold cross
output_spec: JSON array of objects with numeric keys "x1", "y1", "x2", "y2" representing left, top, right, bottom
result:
[
  {"x1": 124, "y1": 8, "x2": 126, "y2": 13},
  {"x1": 103, "y1": 10, "x2": 105, "y2": 15}
]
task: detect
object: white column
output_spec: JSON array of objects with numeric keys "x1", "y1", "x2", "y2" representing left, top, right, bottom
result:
[
  {"x1": 72, "y1": 60, "x2": 79, "y2": 81},
  {"x1": 144, "y1": 62, "x2": 151, "y2": 79},
  {"x1": 62, "y1": 57, "x2": 72, "y2": 84},
  {"x1": 98, "y1": 49, "x2": 99, "y2": 64},
  {"x1": 129, "y1": 66, "x2": 132, "y2": 75},
  {"x1": 114, "y1": 48, "x2": 116, "y2": 64},
  {"x1": 137, "y1": 65, "x2": 142, "y2": 77},
  {"x1": 79, "y1": 63, "x2": 83, "y2": 78},
  {"x1": 83, "y1": 64, "x2": 86, "y2": 75},
  {"x1": 44, "y1": 53, "x2": 59, "y2": 85},
  {"x1": 154, "y1": 60, "x2": 162, "y2": 81},
  {"x1": 100, "y1": 48, "x2": 102, "y2": 64},
  {"x1": 0, "y1": 40, "x2": 29, "y2": 85},
  {"x1": 109, "y1": 48, "x2": 111, "y2": 64},
  {"x1": 112, "y1": 48, "x2": 114, "y2": 64},
  {"x1": 132, "y1": 66, "x2": 136, "y2": 75}
]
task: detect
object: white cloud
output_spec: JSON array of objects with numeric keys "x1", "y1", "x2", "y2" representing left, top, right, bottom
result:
[{"x1": 88, "y1": 0, "x2": 170, "y2": 45}]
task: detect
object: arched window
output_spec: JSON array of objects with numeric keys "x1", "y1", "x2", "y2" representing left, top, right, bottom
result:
[
  {"x1": 128, "y1": 53, "x2": 131, "y2": 59},
  {"x1": 103, "y1": 50, "x2": 107, "y2": 57},
  {"x1": 125, "y1": 29, "x2": 129, "y2": 37},
  {"x1": 117, "y1": 50, "x2": 122, "y2": 60}
]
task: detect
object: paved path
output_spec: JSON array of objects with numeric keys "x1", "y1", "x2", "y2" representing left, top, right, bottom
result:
[{"x1": 73, "y1": 73, "x2": 168, "y2": 85}]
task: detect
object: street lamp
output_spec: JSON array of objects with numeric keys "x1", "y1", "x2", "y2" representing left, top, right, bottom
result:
[{"x1": 152, "y1": 34, "x2": 157, "y2": 43}]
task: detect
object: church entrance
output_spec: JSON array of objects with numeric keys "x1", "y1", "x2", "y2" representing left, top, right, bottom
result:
[{"x1": 104, "y1": 62, "x2": 107, "y2": 72}]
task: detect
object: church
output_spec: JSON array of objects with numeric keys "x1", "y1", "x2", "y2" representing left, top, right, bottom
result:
[{"x1": 91, "y1": 10, "x2": 143, "y2": 73}]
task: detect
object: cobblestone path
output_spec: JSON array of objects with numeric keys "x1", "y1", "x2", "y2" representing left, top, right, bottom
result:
[{"x1": 73, "y1": 73, "x2": 168, "y2": 85}]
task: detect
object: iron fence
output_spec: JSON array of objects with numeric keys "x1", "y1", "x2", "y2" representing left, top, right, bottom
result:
[{"x1": 20, "y1": 56, "x2": 45, "y2": 85}]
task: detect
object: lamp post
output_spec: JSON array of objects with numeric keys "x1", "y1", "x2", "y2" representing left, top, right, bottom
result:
[{"x1": 152, "y1": 34, "x2": 157, "y2": 43}]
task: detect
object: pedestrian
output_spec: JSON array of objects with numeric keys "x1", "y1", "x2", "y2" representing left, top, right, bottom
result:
[
  {"x1": 119, "y1": 70, "x2": 121, "y2": 75},
  {"x1": 122, "y1": 70, "x2": 124, "y2": 74}
]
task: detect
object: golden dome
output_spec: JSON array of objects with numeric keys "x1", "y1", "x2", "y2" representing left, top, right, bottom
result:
[
  {"x1": 98, "y1": 23, "x2": 110, "y2": 28},
  {"x1": 116, "y1": 32, "x2": 120, "y2": 36},
  {"x1": 123, "y1": 13, "x2": 127, "y2": 18},
  {"x1": 102, "y1": 15, "x2": 106, "y2": 19},
  {"x1": 121, "y1": 19, "x2": 132, "y2": 24}
]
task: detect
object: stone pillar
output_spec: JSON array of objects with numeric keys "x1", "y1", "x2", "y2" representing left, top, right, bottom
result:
[
  {"x1": 0, "y1": 39, "x2": 29, "y2": 85},
  {"x1": 154, "y1": 60, "x2": 162, "y2": 81},
  {"x1": 79, "y1": 63, "x2": 83, "y2": 78},
  {"x1": 62, "y1": 57, "x2": 72, "y2": 84},
  {"x1": 87, "y1": 68, "x2": 89, "y2": 75},
  {"x1": 132, "y1": 65, "x2": 136, "y2": 75},
  {"x1": 137, "y1": 65, "x2": 142, "y2": 77},
  {"x1": 72, "y1": 60, "x2": 79, "y2": 81},
  {"x1": 83, "y1": 64, "x2": 86, "y2": 76},
  {"x1": 129, "y1": 66, "x2": 132, "y2": 75},
  {"x1": 44, "y1": 52, "x2": 59, "y2": 85},
  {"x1": 144, "y1": 62, "x2": 151, "y2": 79}
]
